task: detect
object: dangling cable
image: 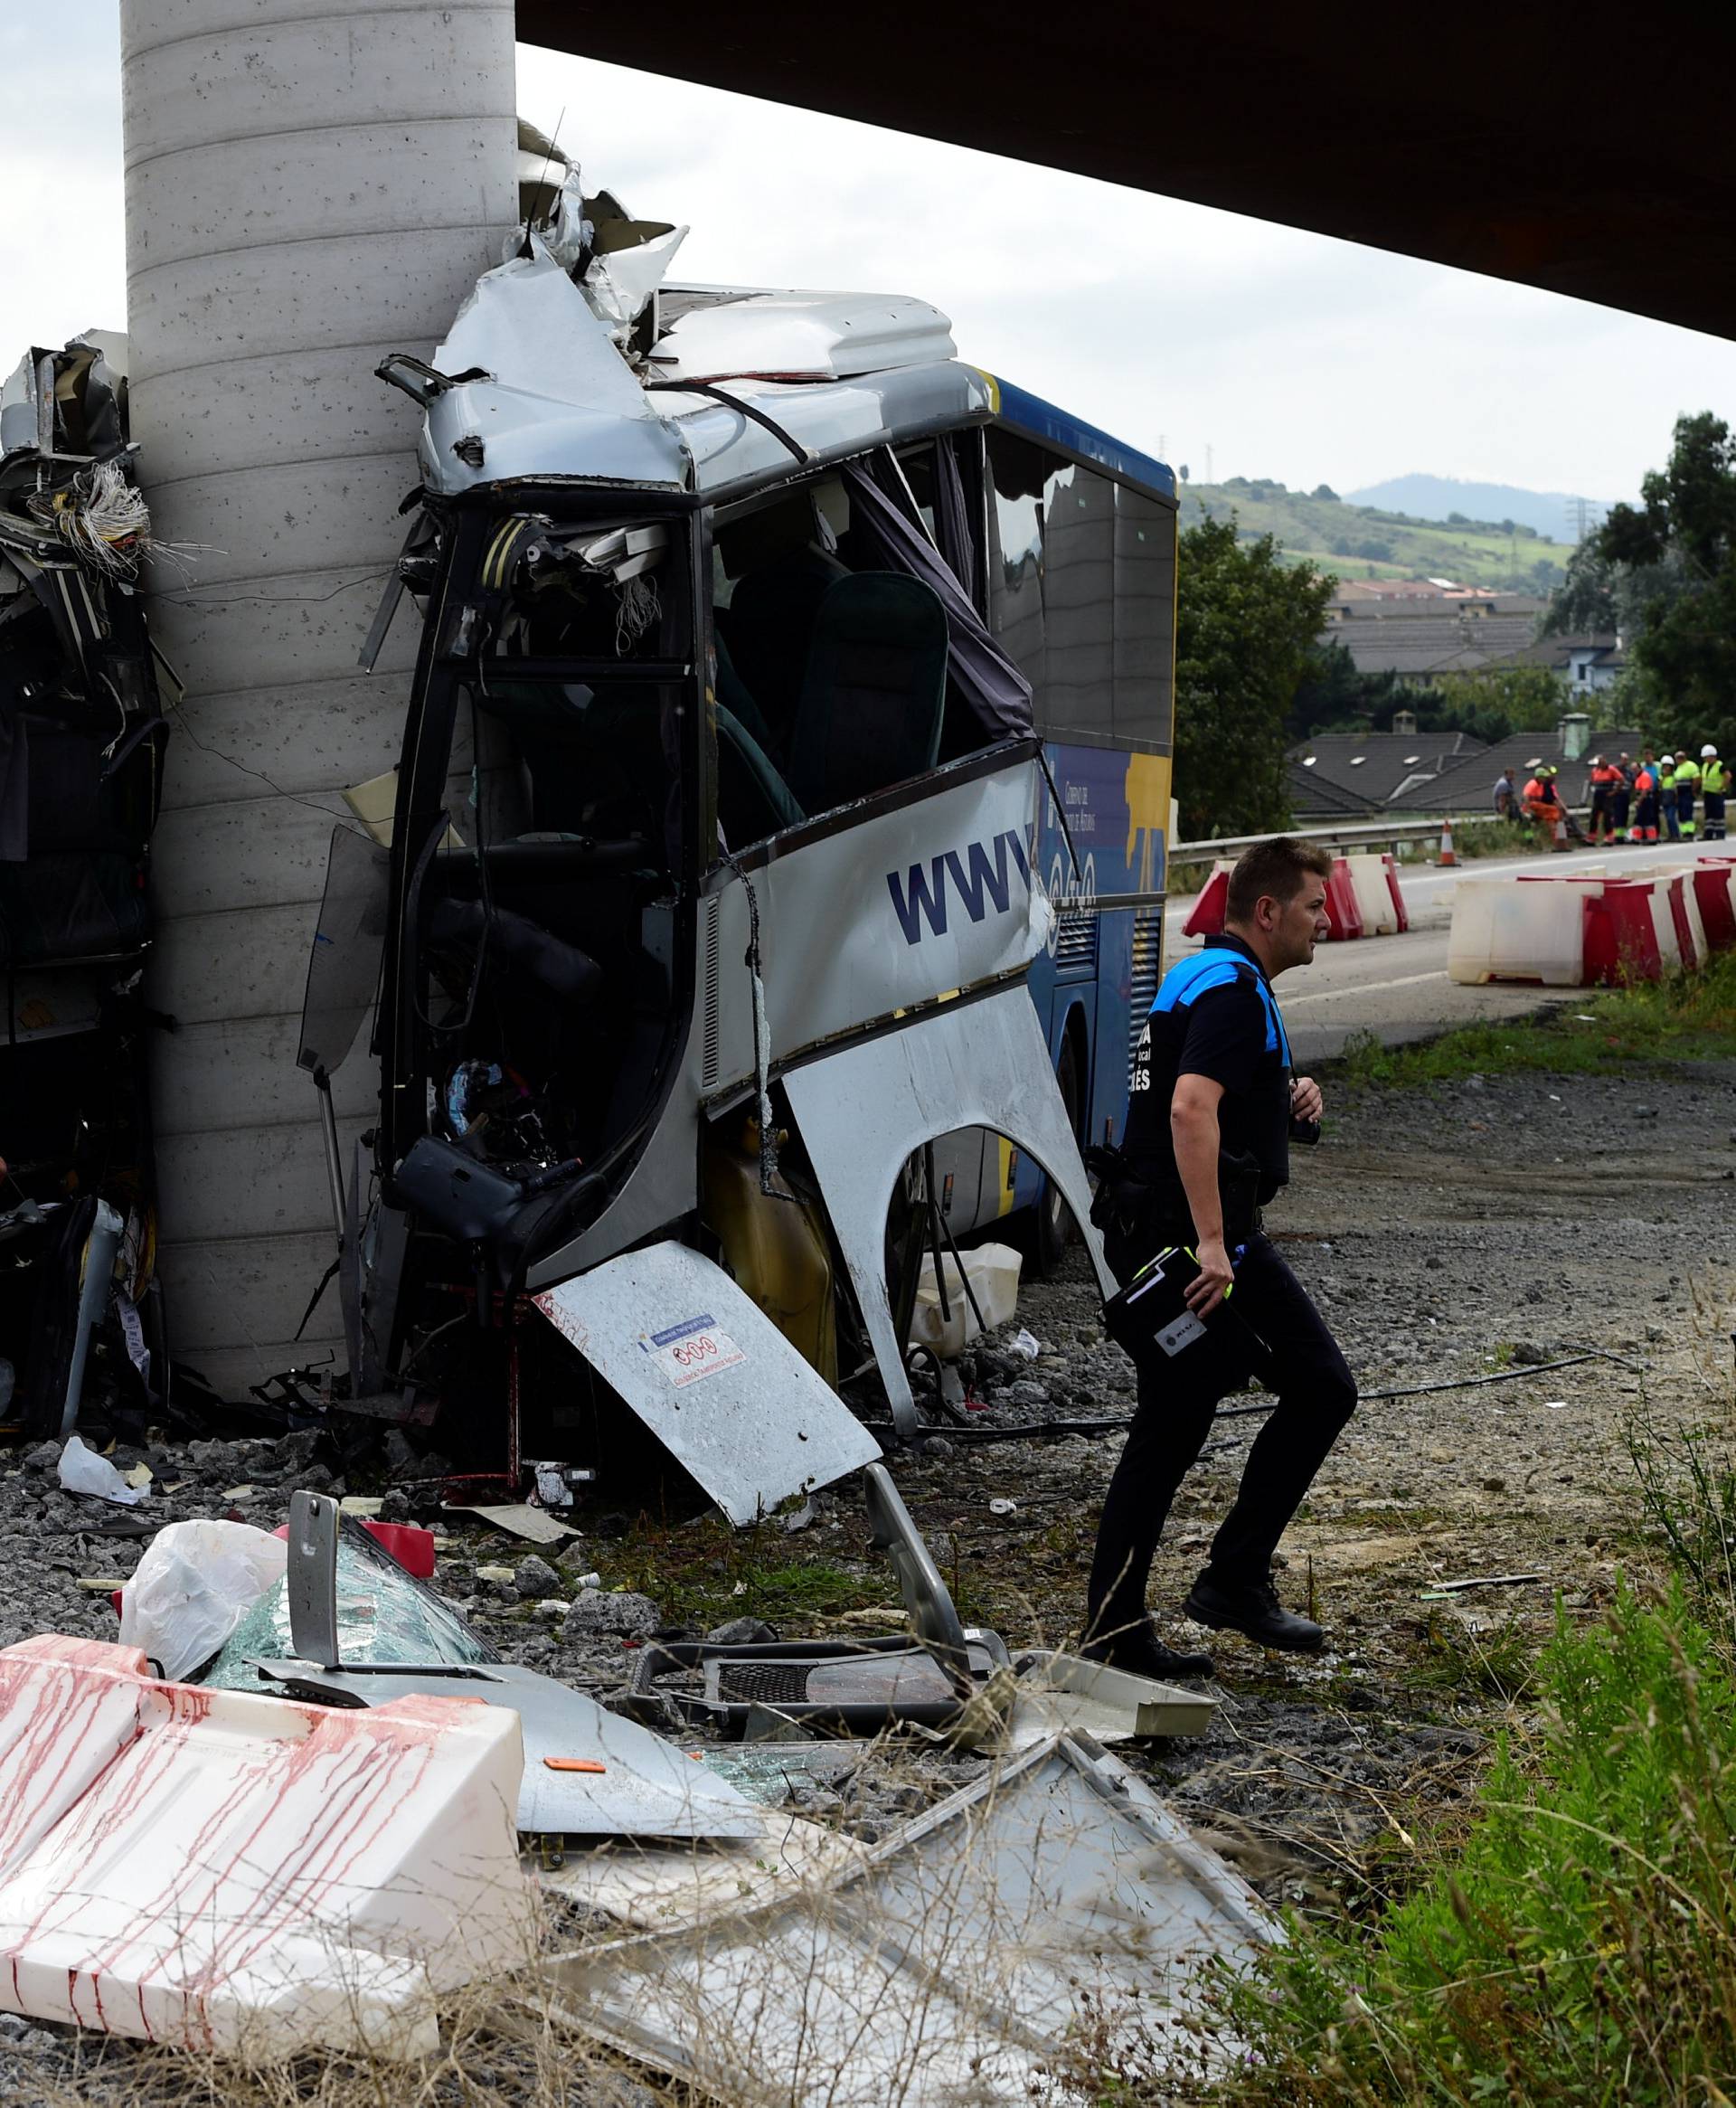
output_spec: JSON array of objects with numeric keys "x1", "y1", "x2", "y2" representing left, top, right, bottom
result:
[{"x1": 722, "y1": 854, "x2": 780, "y2": 1195}]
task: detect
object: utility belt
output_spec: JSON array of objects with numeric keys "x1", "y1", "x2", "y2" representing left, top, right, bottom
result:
[{"x1": 1085, "y1": 1142, "x2": 1265, "y2": 1259}]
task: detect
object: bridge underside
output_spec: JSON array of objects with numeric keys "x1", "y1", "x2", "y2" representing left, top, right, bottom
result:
[{"x1": 518, "y1": 4, "x2": 1736, "y2": 342}]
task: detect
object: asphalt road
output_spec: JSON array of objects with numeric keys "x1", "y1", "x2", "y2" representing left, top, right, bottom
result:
[{"x1": 1165, "y1": 837, "x2": 1722, "y2": 1063}]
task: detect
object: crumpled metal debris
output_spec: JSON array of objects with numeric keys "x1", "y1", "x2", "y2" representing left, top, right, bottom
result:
[
  {"x1": 551, "y1": 1730, "x2": 1276, "y2": 2104},
  {"x1": 505, "y1": 118, "x2": 688, "y2": 352}
]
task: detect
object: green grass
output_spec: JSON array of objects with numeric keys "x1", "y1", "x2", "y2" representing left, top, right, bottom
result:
[
  {"x1": 1209, "y1": 1582, "x2": 1736, "y2": 2105},
  {"x1": 578, "y1": 1511, "x2": 889, "y2": 1631},
  {"x1": 1182, "y1": 483, "x2": 1572, "y2": 591},
  {"x1": 1336, "y1": 949, "x2": 1736, "y2": 1087}
]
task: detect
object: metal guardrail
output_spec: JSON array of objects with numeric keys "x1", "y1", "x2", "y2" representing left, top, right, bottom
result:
[
  {"x1": 1172, "y1": 810, "x2": 1591, "y2": 864},
  {"x1": 1171, "y1": 818, "x2": 1453, "y2": 861}
]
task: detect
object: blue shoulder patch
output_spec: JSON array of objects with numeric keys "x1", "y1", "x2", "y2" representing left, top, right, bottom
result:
[{"x1": 1152, "y1": 948, "x2": 1290, "y2": 1061}]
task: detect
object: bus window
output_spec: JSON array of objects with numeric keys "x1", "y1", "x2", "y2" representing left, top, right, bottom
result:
[
  {"x1": 1042, "y1": 458, "x2": 1114, "y2": 735},
  {"x1": 986, "y1": 429, "x2": 1175, "y2": 745},
  {"x1": 1113, "y1": 482, "x2": 1175, "y2": 744},
  {"x1": 986, "y1": 431, "x2": 1046, "y2": 695}
]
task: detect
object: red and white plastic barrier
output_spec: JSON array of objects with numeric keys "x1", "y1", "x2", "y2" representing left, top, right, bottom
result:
[
  {"x1": 0, "y1": 1637, "x2": 532, "y2": 2059},
  {"x1": 1448, "y1": 869, "x2": 1717, "y2": 987},
  {"x1": 1343, "y1": 854, "x2": 1409, "y2": 937},
  {"x1": 1184, "y1": 853, "x2": 1410, "y2": 943},
  {"x1": 1180, "y1": 859, "x2": 1235, "y2": 940}
]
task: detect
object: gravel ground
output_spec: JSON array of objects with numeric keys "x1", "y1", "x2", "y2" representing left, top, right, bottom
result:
[{"x1": 0, "y1": 1054, "x2": 1730, "y2": 2092}]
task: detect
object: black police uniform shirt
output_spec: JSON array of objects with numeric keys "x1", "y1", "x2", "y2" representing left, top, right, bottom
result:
[{"x1": 1121, "y1": 932, "x2": 1295, "y2": 1205}]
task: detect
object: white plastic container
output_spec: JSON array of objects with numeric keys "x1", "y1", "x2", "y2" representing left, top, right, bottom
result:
[
  {"x1": 910, "y1": 1242, "x2": 1023, "y2": 1358},
  {"x1": 1344, "y1": 854, "x2": 1400, "y2": 936},
  {"x1": 1448, "y1": 875, "x2": 1594, "y2": 986}
]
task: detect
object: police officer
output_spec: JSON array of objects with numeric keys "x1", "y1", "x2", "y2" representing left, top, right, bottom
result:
[
  {"x1": 1703, "y1": 744, "x2": 1730, "y2": 840},
  {"x1": 1085, "y1": 838, "x2": 1356, "y2": 1675}
]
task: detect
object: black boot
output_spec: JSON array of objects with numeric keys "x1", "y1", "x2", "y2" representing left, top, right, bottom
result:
[
  {"x1": 1082, "y1": 1615, "x2": 1215, "y2": 1681},
  {"x1": 1183, "y1": 1571, "x2": 1325, "y2": 1652}
]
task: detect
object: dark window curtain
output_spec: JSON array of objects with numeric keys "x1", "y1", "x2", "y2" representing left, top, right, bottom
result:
[
  {"x1": 933, "y1": 433, "x2": 984, "y2": 614},
  {"x1": 839, "y1": 458, "x2": 1033, "y2": 742}
]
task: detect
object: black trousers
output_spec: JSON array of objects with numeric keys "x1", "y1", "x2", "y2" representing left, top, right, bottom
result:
[{"x1": 1087, "y1": 1234, "x2": 1356, "y2": 1645}]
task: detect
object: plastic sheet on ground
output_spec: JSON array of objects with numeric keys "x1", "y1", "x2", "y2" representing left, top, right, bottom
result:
[
  {"x1": 118, "y1": 1518, "x2": 287, "y2": 1681},
  {"x1": 0, "y1": 1636, "x2": 532, "y2": 2059},
  {"x1": 549, "y1": 1730, "x2": 1275, "y2": 2104}
]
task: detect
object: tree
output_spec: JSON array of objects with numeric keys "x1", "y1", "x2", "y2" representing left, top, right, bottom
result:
[
  {"x1": 1175, "y1": 515, "x2": 1333, "y2": 836},
  {"x1": 1287, "y1": 643, "x2": 1421, "y2": 739},
  {"x1": 1311, "y1": 484, "x2": 1339, "y2": 502},
  {"x1": 1427, "y1": 666, "x2": 1563, "y2": 742},
  {"x1": 1569, "y1": 411, "x2": 1736, "y2": 754}
]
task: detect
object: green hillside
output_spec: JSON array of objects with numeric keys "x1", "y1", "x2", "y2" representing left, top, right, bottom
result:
[{"x1": 1180, "y1": 479, "x2": 1574, "y2": 593}]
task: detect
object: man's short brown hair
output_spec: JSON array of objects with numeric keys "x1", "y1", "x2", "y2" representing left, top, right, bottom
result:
[{"x1": 1225, "y1": 837, "x2": 1334, "y2": 923}]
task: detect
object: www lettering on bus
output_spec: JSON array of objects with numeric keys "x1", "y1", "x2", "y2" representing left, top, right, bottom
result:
[{"x1": 885, "y1": 829, "x2": 1032, "y2": 945}]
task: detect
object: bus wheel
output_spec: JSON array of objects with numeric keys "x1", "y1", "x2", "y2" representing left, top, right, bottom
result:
[{"x1": 1029, "y1": 1035, "x2": 1081, "y2": 1280}]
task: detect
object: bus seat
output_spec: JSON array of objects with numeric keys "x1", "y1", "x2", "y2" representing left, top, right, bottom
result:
[
  {"x1": 787, "y1": 573, "x2": 948, "y2": 815},
  {"x1": 720, "y1": 546, "x2": 848, "y2": 754},
  {"x1": 717, "y1": 704, "x2": 805, "y2": 846},
  {"x1": 712, "y1": 629, "x2": 779, "y2": 761}
]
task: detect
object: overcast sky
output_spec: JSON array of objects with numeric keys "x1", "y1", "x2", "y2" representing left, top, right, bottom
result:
[{"x1": 8, "y1": 17, "x2": 1733, "y2": 509}]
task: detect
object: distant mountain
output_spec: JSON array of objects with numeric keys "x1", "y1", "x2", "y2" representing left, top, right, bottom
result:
[{"x1": 1344, "y1": 474, "x2": 1614, "y2": 542}]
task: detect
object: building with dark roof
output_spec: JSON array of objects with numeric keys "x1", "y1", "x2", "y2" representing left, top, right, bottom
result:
[
  {"x1": 1387, "y1": 724, "x2": 1646, "y2": 814},
  {"x1": 1480, "y1": 631, "x2": 1628, "y2": 695},
  {"x1": 1325, "y1": 610, "x2": 1546, "y2": 681},
  {"x1": 1288, "y1": 729, "x2": 1488, "y2": 808}
]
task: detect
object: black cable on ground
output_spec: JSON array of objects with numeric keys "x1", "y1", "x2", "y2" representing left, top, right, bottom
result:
[{"x1": 872, "y1": 1347, "x2": 1642, "y2": 1448}]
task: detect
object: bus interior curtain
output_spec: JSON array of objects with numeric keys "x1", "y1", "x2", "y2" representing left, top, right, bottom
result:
[{"x1": 838, "y1": 461, "x2": 1033, "y2": 742}]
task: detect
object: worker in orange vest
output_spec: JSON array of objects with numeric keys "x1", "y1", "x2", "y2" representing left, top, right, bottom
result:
[
  {"x1": 1587, "y1": 755, "x2": 1625, "y2": 846},
  {"x1": 1631, "y1": 751, "x2": 1660, "y2": 842}
]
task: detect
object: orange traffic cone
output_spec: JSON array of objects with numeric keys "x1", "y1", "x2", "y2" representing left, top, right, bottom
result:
[
  {"x1": 1439, "y1": 818, "x2": 1458, "y2": 867},
  {"x1": 1552, "y1": 811, "x2": 1571, "y2": 853}
]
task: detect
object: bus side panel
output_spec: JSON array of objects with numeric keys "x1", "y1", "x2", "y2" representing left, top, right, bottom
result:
[{"x1": 1038, "y1": 740, "x2": 1170, "y2": 1160}]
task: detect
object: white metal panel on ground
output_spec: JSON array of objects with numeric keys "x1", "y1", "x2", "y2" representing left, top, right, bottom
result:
[
  {"x1": 0, "y1": 1636, "x2": 533, "y2": 2058},
  {"x1": 552, "y1": 1732, "x2": 1274, "y2": 2104},
  {"x1": 535, "y1": 1242, "x2": 881, "y2": 1525}
]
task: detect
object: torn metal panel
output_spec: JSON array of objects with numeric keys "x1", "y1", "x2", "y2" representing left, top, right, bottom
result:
[
  {"x1": 1005, "y1": 1649, "x2": 1216, "y2": 1746},
  {"x1": 550, "y1": 1732, "x2": 1275, "y2": 2104},
  {"x1": 223, "y1": 1498, "x2": 761, "y2": 1841},
  {"x1": 534, "y1": 1240, "x2": 880, "y2": 1525},
  {"x1": 784, "y1": 986, "x2": 1114, "y2": 1435},
  {"x1": 701, "y1": 746, "x2": 1051, "y2": 1103},
  {"x1": 536, "y1": 1811, "x2": 860, "y2": 1933},
  {"x1": 249, "y1": 1659, "x2": 763, "y2": 1841},
  {"x1": 411, "y1": 254, "x2": 691, "y2": 498}
]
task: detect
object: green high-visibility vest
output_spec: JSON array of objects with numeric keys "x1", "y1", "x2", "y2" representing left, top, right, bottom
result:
[{"x1": 1705, "y1": 759, "x2": 1731, "y2": 794}]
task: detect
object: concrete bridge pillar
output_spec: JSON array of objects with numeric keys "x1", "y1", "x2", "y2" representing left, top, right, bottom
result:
[{"x1": 119, "y1": 0, "x2": 517, "y2": 1395}]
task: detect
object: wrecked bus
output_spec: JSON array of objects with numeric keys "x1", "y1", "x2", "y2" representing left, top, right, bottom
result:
[{"x1": 307, "y1": 156, "x2": 1175, "y2": 1519}]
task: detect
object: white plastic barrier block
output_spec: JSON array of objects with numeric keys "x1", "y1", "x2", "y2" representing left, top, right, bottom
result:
[
  {"x1": 1448, "y1": 875, "x2": 1592, "y2": 986},
  {"x1": 1344, "y1": 854, "x2": 1401, "y2": 936},
  {"x1": 0, "y1": 1637, "x2": 533, "y2": 2060}
]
